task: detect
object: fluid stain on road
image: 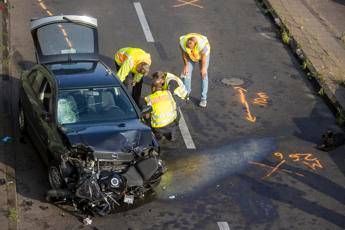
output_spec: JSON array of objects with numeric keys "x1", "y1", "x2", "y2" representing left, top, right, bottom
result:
[{"x1": 158, "y1": 137, "x2": 277, "y2": 198}]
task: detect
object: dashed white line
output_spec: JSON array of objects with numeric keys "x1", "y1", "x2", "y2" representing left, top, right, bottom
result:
[
  {"x1": 178, "y1": 108, "x2": 196, "y2": 149},
  {"x1": 217, "y1": 222, "x2": 230, "y2": 230},
  {"x1": 133, "y1": 2, "x2": 155, "y2": 42}
]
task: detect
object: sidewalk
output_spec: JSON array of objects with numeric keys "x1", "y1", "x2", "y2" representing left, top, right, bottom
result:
[
  {"x1": 0, "y1": 1, "x2": 9, "y2": 228},
  {"x1": 261, "y1": 0, "x2": 345, "y2": 123},
  {"x1": 1, "y1": 0, "x2": 17, "y2": 229}
]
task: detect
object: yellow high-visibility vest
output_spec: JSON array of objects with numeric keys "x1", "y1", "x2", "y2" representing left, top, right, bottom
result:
[
  {"x1": 179, "y1": 33, "x2": 210, "y2": 62},
  {"x1": 114, "y1": 47, "x2": 151, "y2": 82},
  {"x1": 163, "y1": 72, "x2": 187, "y2": 99},
  {"x1": 145, "y1": 90, "x2": 177, "y2": 128}
]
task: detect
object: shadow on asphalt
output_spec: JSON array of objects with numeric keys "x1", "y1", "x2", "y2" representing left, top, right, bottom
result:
[
  {"x1": 292, "y1": 101, "x2": 341, "y2": 144},
  {"x1": 329, "y1": 146, "x2": 345, "y2": 176},
  {"x1": 239, "y1": 173, "x2": 345, "y2": 229},
  {"x1": 0, "y1": 73, "x2": 53, "y2": 208},
  {"x1": 284, "y1": 163, "x2": 345, "y2": 205}
]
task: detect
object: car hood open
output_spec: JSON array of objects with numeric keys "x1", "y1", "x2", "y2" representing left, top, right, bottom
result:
[{"x1": 62, "y1": 120, "x2": 155, "y2": 159}]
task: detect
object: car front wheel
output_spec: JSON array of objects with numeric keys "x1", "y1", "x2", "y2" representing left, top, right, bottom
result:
[{"x1": 48, "y1": 164, "x2": 65, "y2": 189}]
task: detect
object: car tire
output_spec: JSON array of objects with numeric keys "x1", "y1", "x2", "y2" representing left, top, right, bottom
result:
[
  {"x1": 48, "y1": 163, "x2": 65, "y2": 189},
  {"x1": 18, "y1": 105, "x2": 27, "y2": 135}
]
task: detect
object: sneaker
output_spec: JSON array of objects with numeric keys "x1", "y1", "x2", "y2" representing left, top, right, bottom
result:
[{"x1": 199, "y1": 99, "x2": 207, "y2": 108}]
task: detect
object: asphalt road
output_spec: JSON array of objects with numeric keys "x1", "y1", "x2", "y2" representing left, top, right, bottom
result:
[{"x1": 3, "y1": 0, "x2": 345, "y2": 229}]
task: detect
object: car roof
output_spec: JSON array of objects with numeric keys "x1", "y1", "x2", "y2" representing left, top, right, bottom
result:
[{"x1": 46, "y1": 61, "x2": 121, "y2": 89}]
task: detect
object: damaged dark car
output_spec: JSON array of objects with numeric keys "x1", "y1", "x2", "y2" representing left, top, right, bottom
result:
[{"x1": 18, "y1": 15, "x2": 165, "y2": 216}]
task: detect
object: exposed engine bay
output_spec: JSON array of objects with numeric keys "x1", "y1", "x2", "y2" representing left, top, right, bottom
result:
[{"x1": 47, "y1": 143, "x2": 165, "y2": 216}]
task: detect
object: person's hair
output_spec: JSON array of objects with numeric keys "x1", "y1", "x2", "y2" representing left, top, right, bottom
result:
[
  {"x1": 139, "y1": 62, "x2": 150, "y2": 75},
  {"x1": 152, "y1": 71, "x2": 165, "y2": 80},
  {"x1": 187, "y1": 36, "x2": 197, "y2": 42},
  {"x1": 151, "y1": 77, "x2": 164, "y2": 92}
]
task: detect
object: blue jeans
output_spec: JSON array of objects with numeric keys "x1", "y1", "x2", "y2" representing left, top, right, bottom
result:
[{"x1": 183, "y1": 55, "x2": 209, "y2": 101}]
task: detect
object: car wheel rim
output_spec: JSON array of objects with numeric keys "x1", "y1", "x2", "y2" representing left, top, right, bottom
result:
[
  {"x1": 19, "y1": 109, "x2": 25, "y2": 131},
  {"x1": 49, "y1": 166, "x2": 63, "y2": 189}
]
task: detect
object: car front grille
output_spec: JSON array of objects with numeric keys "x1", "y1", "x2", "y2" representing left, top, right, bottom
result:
[{"x1": 97, "y1": 160, "x2": 128, "y2": 172}]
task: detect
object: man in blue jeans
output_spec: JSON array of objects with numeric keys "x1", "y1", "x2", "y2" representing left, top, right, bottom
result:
[{"x1": 179, "y1": 33, "x2": 210, "y2": 108}]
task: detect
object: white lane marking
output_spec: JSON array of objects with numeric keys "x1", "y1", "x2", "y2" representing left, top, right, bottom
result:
[
  {"x1": 133, "y1": 2, "x2": 155, "y2": 42},
  {"x1": 217, "y1": 222, "x2": 230, "y2": 230},
  {"x1": 178, "y1": 107, "x2": 196, "y2": 149},
  {"x1": 133, "y1": 2, "x2": 195, "y2": 149}
]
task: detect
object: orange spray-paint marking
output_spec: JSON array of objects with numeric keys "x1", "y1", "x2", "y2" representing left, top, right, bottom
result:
[
  {"x1": 173, "y1": 0, "x2": 204, "y2": 8},
  {"x1": 253, "y1": 92, "x2": 269, "y2": 106},
  {"x1": 289, "y1": 153, "x2": 323, "y2": 170},
  {"x1": 248, "y1": 161, "x2": 304, "y2": 177},
  {"x1": 273, "y1": 152, "x2": 284, "y2": 161},
  {"x1": 262, "y1": 159, "x2": 286, "y2": 179},
  {"x1": 234, "y1": 87, "x2": 256, "y2": 122}
]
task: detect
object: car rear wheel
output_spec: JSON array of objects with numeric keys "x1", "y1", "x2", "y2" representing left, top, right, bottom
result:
[
  {"x1": 18, "y1": 106, "x2": 26, "y2": 134},
  {"x1": 48, "y1": 164, "x2": 65, "y2": 189}
]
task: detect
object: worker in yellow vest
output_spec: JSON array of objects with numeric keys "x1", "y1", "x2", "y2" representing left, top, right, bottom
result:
[
  {"x1": 144, "y1": 78, "x2": 179, "y2": 141},
  {"x1": 179, "y1": 33, "x2": 210, "y2": 107},
  {"x1": 114, "y1": 47, "x2": 151, "y2": 106},
  {"x1": 151, "y1": 71, "x2": 188, "y2": 100}
]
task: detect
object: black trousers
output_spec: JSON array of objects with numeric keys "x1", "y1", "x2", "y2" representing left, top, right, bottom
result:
[
  {"x1": 152, "y1": 120, "x2": 178, "y2": 141},
  {"x1": 115, "y1": 63, "x2": 143, "y2": 107},
  {"x1": 151, "y1": 110, "x2": 180, "y2": 141}
]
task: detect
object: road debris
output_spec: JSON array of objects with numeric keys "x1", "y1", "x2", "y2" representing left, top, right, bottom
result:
[
  {"x1": 1, "y1": 136, "x2": 12, "y2": 143},
  {"x1": 169, "y1": 195, "x2": 176, "y2": 199},
  {"x1": 83, "y1": 217, "x2": 93, "y2": 226}
]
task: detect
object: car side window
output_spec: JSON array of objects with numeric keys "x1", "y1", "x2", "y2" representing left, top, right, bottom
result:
[{"x1": 38, "y1": 78, "x2": 52, "y2": 112}]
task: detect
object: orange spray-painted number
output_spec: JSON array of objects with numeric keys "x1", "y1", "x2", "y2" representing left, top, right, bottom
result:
[
  {"x1": 234, "y1": 87, "x2": 256, "y2": 123},
  {"x1": 253, "y1": 92, "x2": 269, "y2": 106},
  {"x1": 289, "y1": 153, "x2": 323, "y2": 170}
]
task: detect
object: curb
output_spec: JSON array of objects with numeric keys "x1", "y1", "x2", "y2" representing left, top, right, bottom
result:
[
  {"x1": 258, "y1": 0, "x2": 345, "y2": 126},
  {"x1": 1, "y1": 0, "x2": 18, "y2": 229}
]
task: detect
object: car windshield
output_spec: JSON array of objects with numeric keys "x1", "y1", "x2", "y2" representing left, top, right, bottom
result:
[
  {"x1": 57, "y1": 87, "x2": 137, "y2": 125},
  {"x1": 37, "y1": 22, "x2": 95, "y2": 55}
]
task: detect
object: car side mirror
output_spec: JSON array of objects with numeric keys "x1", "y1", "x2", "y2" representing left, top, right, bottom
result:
[
  {"x1": 141, "y1": 106, "x2": 152, "y2": 116},
  {"x1": 41, "y1": 111, "x2": 52, "y2": 123},
  {"x1": 21, "y1": 70, "x2": 29, "y2": 78}
]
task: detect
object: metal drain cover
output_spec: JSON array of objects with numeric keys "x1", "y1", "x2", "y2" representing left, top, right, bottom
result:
[{"x1": 221, "y1": 77, "x2": 244, "y2": 87}]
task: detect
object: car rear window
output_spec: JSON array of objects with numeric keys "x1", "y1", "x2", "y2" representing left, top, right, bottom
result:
[
  {"x1": 57, "y1": 87, "x2": 138, "y2": 125},
  {"x1": 37, "y1": 23, "x2": 95, "y2": 56}
]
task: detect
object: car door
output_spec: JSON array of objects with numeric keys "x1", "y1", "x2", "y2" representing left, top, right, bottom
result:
[
  {"x1": 30, "y1": 15, "x2": 99, "y2": 64},
  {"x1": 21, "y1": 68, "x2": 47, "y2": 150},
  {"x1": 21, "y1": 69, "x2": 38, "y2": 127},
  {"x1": 32, "y1": 68, "x2": 62, "y2": 163},
  {"x1": 29, "y1": 69, "x2": 53, "y2": 154}
]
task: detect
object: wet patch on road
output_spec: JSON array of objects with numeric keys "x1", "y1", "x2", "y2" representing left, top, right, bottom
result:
[{"x1": 157, "y1": 137, "x2": 277, "y2": 198}]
